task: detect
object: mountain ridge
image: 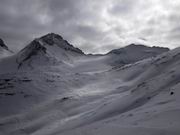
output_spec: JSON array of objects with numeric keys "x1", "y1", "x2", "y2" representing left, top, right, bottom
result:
[
  {"x1": 107, "y1": 43, "x2": 169, "y2": 55},
  {"x1": 0, "y1": 33, "x2": 170, "y2": 72},
  {"x1": 39, "y1": 33, "x2": 84, "y2": 54}
]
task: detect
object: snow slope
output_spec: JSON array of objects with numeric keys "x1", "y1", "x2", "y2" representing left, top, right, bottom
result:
[{"x1": 0, "y1": 33, "x2": 179, "y2": 135}]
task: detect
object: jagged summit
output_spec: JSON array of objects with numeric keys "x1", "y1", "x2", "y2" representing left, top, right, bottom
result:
[
  {"x1": 40, "y1": 33, "x2": 63, "y2": 45},
  {"x1": 18, "y1": 33, "x2": 84, "y2": 57},
  {"x1": 38, "y1": 33, "x2": 84, "y2": 54},
  {"x1": 19, "y1": 33, "x2": 84, "y2": 57}
]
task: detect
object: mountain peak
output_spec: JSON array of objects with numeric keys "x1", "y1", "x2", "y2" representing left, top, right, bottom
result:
[
  {"x1": 106, "y1": 43, "x2": 169, "y2": 66},
  {"x1": 39, "y1": 33, "x2": 63, "y2": 45},
  {"x1": 42, "y1": 33, "x2": 62, "y2": 38},
  {"x1": 37, "y1": 33, "x2": 84, "y2": 54},
  {"x1": 16, "y1": 33, "x2": 84, "y2": 68}
]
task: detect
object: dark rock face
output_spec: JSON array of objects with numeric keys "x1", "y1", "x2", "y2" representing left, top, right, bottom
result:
[
  {"x1": 17, "y1": 40, "x2": 47, "y2": 68},
  {"x1": 0, "y1": 38, "x2": 9, "y2": 50},
  {"x1": 170, "y1": 92, "x2": 174, "y2": 95},
  {"x1": 19, "y1": 40, "x2": 47, "y2": 60},
  {"x1": 0, "y1": 38, "x2": 5, "y2": 46}
]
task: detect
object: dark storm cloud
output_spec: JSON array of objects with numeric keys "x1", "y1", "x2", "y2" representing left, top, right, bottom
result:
[{"x1": 0, "y1": 0, "x2": 180, "y2": 53}]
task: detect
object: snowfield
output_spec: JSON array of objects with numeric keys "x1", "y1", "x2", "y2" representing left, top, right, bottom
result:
[{"x1": 0, "y1": 33, "x2": 179, "y2": 135}]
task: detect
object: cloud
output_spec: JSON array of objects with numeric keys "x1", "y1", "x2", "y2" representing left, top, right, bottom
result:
[{"x1": 0, "y1": 0, "x2": 180, "y2": 53}]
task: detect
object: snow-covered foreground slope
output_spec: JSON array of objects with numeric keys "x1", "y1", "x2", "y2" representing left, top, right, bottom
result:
[{"x1": 0, "y1": 33, "x2": 179, "y2": 135}]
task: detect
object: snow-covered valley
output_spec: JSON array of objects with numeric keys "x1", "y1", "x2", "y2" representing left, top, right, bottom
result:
[{"x1": 0, "y1": 33, "x2": 179, "y2": 135}]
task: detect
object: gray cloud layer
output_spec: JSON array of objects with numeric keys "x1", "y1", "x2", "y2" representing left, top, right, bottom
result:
[{"x1": 0, "y1": 0, "x2": 180, "y2": 53}]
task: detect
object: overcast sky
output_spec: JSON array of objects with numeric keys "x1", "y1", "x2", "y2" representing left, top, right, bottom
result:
[{"x1": 0, "y1": 0, "x2": 180, "y2": 53}]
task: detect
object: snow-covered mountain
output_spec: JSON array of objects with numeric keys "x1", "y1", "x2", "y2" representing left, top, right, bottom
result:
[
  {"x1": 106, "y1": 43, "x2": 169, "y2": 66},
  {"x1": 0, "y1": 33, "x2": 169, "y2": 72},
  {"x1": 16, "y1": 33, "x2": 84, "y2": 68},
  {"x1": 0, "y1": 33, "x2": 85, "y2": 72},
  {"x1": 0, "y1": 33, "x2": 180, "y2": 135},
  {"x1": 0, "y1": 38, "x2": 13, "y2": 58}
]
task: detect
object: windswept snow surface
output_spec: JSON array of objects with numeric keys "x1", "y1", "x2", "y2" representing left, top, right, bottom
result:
[{"x1": 0, "y1": 33, "x2": 179, "y2": 135}]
